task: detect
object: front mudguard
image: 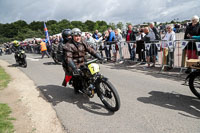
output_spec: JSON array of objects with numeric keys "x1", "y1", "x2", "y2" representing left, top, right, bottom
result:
[{"x1": 95, "y1": 74, "x2": 108, "y2": 97}]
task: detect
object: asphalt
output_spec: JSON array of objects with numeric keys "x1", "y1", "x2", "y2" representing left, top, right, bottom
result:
[{"x1": 0, "y1": 53, "x2": 200, "y2": 133}]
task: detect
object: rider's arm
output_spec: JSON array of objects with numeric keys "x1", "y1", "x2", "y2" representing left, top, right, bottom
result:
[{"x1": 83, "y1": 41, "x2": 103, "y2": 60}]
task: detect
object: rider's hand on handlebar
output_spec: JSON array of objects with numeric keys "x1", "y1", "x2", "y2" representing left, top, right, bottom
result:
[{"x1": 73, "y1": 69, "x2": 81, "y2": 76}]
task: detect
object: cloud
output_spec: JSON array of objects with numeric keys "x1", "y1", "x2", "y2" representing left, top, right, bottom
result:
[{"x1": 0, "y1": 0, "x2": 199, "y2": 24}]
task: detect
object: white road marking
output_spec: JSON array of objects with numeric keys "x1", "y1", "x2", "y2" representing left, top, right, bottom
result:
[{"x1": 26, "y1": 57, "x2": 40, "y2": 61}]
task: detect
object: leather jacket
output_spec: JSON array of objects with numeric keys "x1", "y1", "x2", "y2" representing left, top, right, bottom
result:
[{"x1": 63, "y1": 39, "x2": 97, "y2": 75}]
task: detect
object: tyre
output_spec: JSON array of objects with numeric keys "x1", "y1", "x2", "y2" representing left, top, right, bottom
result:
[
  {"x1": 52, "y1": 53, "x2": 59, "y2": 64},
  {"x1": 23, "y1": 58, "x2": 27, "y2": 68},
  {"x1": 96, "y1": 80, "x2": 120, "y2": 112},
  {"x1": 189, "y1": 73, "x2": 200, "y2": 99}
]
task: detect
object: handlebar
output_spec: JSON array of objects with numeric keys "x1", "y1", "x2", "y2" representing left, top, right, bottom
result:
[{"x1": 85, "y1": 59, "x2": 98, "y2": 65}]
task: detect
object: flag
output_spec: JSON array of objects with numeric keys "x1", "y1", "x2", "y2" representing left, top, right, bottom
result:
[
  {"x1": 145, "y1": 43, "x2": 151, "y2": 50},
  {"x1": 196, "y1": 42, "x2": 200, "y2": 52},
  {"x1": 156, "y1": 43, "x2": 161, "y2": 51},
  {"x1": 181, "y1": 41, "x2": 188, "y2": 50},
  {"x1": 44, "y1": 22, "x2": 51, "y2": 46}
]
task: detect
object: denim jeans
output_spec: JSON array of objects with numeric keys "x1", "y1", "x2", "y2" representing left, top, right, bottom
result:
[
  {"x1": 128, "y1": 43, "x2": 135, "y2": 60},
  {"x1": 105, "y1": 45, "x2": 111, "y2": 61}
]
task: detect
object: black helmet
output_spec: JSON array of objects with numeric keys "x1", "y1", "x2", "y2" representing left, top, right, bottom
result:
[
  {"x1": 62, "y1": 29, "x2": 71, "y2": 40},
  {"x1": 71, "y1": 28, "x2": 82, "y2": 36}
]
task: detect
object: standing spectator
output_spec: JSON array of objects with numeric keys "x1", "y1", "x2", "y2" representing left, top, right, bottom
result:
[
  {"x1": 182, "y1": 15, "x2": 200, "y2": 67},
  {"x1": 94, "y1": 33, "x2": 104, "y2": 57},
  {"x1": 162, "y1": 24, "x2": 176, "y2": 70},
  {"x1": 149, "y1": 22, "x2": 161, "y2": 40},
  {"x1": 143, "y1": 27, "x2": 156, "y2": 67},
  {"x1": 40, "y1": 39, "x2": 50, "y2": 59},
  {"x1": 136, "y1": 28, "x2": 145, "y2": 62},
  {"x1": 92, "y1": 30, "x2": 99, "y2": 40},
  {"x1": 126, "y1": 24, "x2": 136, "y2": 60},
  {"x1": 86, "y1": 33, "x2": 96, "y2": 50},
  {"x1": 114, "y1": 29, "x2": 123, "y2": 61},
  {"x1": 105, "y1": 28, "x2": 115, "y2": 61}
]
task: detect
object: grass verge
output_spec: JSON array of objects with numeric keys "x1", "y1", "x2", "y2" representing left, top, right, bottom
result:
[
  {"x1": 0, "y1": 66, "x2": 15, "y2": 133},
  {"x1": 0, "y1": 66, "x2": 10, "y2": 90}
]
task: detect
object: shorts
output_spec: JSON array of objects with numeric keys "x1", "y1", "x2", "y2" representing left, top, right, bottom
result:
[{"x1": 146, "y1": 44, "x2": 158, "y2": 56}]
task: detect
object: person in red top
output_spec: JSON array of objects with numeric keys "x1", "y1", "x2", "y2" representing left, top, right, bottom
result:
[{"x1": 126, "y1": 24, "x2": 136, "y2": 60}]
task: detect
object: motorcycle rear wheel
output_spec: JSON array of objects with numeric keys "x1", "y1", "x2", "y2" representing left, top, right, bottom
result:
[
  {"x1": 189, "y1": 74, "x2": 200, "y2": 99},
  {"x1": 96, "y1": 80, "x2": 120, "y2": 112},
  {"x1": 23, "y1": 58, "x2": 27, "y2": 68}
]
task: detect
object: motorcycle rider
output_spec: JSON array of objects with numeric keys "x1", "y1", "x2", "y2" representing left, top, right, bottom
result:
[
  {"x1": 13, "y1": 40, "x2": 22, "y2": 62},
  {"x1": 62, "y1": 29, "x2": 72, "y2": 44},
  {"x1": 62, "y1": 28, "x2": 103, "y2": 94}
]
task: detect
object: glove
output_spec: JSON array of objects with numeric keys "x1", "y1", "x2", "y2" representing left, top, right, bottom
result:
[
  {"x1": 73, "y1": 69, "x2": 81, "y2": 76},
  {"x1": 68, "y1": 60, "x2": 80, "y2": 76}
]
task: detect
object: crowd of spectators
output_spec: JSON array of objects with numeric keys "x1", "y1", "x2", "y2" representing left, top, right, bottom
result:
[{"x1": 1, "y1": 15, "x2": 200, "y2": 69}]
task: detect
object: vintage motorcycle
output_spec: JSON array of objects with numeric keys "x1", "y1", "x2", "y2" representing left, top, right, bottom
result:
[
  {"x1": 51, "y1": 43, "x2": 63, "y2": 64},
  {"x1": 15, "y1": 49, "x2": 27, "y2": 68},
  {"x1": 67, "y1": 59, "x2": 120, "y2": 112}
]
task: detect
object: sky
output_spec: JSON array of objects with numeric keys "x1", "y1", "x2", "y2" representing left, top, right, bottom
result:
[{"x1": 0, "y1": 0, "x2": 200, "y2": 24}]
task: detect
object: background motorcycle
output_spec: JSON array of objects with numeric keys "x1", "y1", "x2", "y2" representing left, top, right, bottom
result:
[
  {"x1": 0, "y1": 47, "x2": 3, "y2": 56},
  {"x1": 67, "y1": 59, "x2": 120, "y2": 112},
  {"x1": 5, "y1": 47, "x2": 12, "y2": 55},
  {"x1": 15, "y1": 49, "x2": 27, "y2": 68},
  {"x1": 51, "y1": 43, "x2": 64, "y2": 64}
]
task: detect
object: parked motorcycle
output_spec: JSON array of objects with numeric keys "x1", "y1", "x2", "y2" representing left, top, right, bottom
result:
[
  {"x1": 15, "y1": 49, "x2": 27, "y2": 68},
  {"x1": 67, "y1": 58, "x2": 120, "y2": 112}
]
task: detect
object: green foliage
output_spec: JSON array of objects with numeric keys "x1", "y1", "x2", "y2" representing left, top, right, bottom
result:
[
  {"x1": 0, "y1": 19, "x2": 112, "y2": 43},
  {"x1": 0, "y1": 104, "x2": 15, "y2": 133},
  {"x1": 0, "y1": 66, "x2": 11, "y2": 89},
  {"x1": 116, "y1": 22, "x2": 123, "y2": 30},
  {"x1": 0, "y1": 67, "x2": 14, "y2": 132}
]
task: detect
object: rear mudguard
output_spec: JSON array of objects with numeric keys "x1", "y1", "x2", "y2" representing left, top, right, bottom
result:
[{"x1": 186, "y1": 70, "x2": 200, "y2": 82}]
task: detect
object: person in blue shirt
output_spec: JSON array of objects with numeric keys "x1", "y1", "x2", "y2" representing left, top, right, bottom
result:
[
  {"x1": 105, "y1": 27, "x2": 115, "y2": 61},
  {"x1": 92, "y1": 30, "x2": 99, "y2": 40}
]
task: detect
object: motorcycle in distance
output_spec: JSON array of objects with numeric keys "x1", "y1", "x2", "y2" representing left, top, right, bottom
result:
[
  {"x1": 14, "y1": 48, "x2": 27, "y2": 68},
  {"x1": 51, "y1": 43, "x2": 64, "y2": 64},
  {"x1": 5, "y1": 47, "x2": 12, "y2": 55},
  {"x1": 186, "y1": 63, "x2": 200, "y2": 99},
  {"x1": 0, "y1": 47, "x2": 3, "y2": 56},
  {"x1": 67, "y1": 58, "x2": 120, "y2": 112}
]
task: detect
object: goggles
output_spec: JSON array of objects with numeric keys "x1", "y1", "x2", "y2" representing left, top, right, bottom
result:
[{"x1": 73, "y1": 32, "x2": 82, "y2": 36}]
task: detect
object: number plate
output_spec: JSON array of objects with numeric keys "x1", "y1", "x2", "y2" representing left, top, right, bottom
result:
[{"x1": 88, "y1": 63, "x2": 100, "y2": 75}]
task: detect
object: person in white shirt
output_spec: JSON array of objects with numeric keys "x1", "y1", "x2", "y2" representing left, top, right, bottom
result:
[{"x1": 162, "y1": 24, "x2": 176, "y2": 69}]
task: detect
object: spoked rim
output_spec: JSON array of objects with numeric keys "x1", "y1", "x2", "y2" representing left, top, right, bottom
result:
[
  {"x1": 99, "y1": 82, "x2": 117, "y2": 108},
  {"x1": 192, "y1": 75, "x2": 200, "y2": 95}
]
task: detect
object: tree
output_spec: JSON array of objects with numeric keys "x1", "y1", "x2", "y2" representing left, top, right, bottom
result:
[
  {"x1": 109, "y1": 22, "x2": 116, "y2": 30},
  {"x1": 116, "y1": 22, "x2": 123, "y2": 30},
  {"x1": 84, "y1": 20, "x2": 95, "y2": 32}
]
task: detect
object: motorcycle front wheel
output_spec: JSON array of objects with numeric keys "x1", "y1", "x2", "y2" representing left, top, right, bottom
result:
[
  {"x1": 189, "y1": 74, "x2": 200, "y2": 99},
  {"x1": 96, "y1": 80, "x2": 120, "y2": 112}
]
